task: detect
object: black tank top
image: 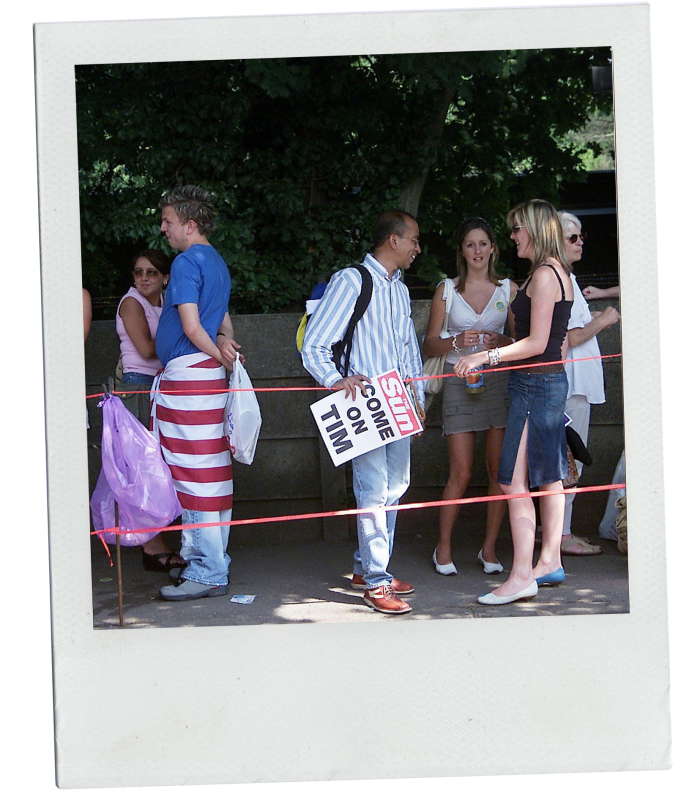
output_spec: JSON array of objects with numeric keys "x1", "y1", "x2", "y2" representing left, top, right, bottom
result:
[{"x1": 512, "y1": 264, "x2": 573, "y2": 365}]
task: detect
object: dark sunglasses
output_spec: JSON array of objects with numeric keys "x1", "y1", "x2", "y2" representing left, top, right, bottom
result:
[{"x1": 566, "y1": 233, "x2": 586, "y2": 243}]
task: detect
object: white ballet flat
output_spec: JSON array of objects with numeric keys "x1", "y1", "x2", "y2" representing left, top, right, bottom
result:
[
  {"x1": 432, "y1": 549, "x2": 458, "y2": 576},
  {"x1": 477, "y1": 580, "x2": 538, "y2": 605},
  {"x1": 478, "y1": 549, "x2": 504, "y2": 574}
]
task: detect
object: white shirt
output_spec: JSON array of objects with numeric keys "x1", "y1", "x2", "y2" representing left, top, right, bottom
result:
[
  {"x1": 443, "y1": 278, "x2": 512, "y2": 365},
  {"x1": 565, "y1": 275, "x2": 605, "y2": 404}
]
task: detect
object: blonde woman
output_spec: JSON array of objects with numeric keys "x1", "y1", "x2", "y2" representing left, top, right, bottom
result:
[{"x1": 455, "y1": 199, "x2": 573, "y2": 605}]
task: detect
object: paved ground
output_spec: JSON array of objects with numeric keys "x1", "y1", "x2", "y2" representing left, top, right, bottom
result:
[{"x1": 91, "y1": 526, "x2": 629, "y2": 629}]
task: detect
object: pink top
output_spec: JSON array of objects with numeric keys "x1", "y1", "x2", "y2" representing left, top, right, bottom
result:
[{"x1": 116, "y1": 287, "x2": 163, "y2": 376}]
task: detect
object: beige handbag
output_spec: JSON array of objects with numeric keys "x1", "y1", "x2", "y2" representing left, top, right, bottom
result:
[{"x1": 423, "y1": 278, "x2": 455, "y2": 395}]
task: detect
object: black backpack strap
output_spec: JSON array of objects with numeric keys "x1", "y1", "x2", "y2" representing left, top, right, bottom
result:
[{"x1": 331, "y1": 264, "x2": 373, "y2": 378}]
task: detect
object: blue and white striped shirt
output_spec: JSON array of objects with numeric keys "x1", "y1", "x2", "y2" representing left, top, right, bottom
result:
[{"x1": 302, "y1": 253, "x2": 425, "y2": 406}]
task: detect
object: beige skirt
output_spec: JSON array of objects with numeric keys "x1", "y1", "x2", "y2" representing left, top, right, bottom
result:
[{"x1": 442, "y1": 362, "x2": 510, "y2": 435}]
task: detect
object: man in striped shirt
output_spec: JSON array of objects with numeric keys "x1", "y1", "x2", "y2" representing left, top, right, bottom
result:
[
  {"x1": 302, "y1": 210, "x2": 425, "y2": 615},
  {"x1": 153, "y1": 185, "x2": 242, "y2": 601}
]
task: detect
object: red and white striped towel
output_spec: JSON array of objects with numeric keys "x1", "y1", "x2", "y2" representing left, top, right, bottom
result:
[{"x1": 150, "y1": 352, "x2": 233, "y2": 512}]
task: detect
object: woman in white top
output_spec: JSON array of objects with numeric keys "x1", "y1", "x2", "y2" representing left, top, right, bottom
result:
[
  {"x1": 558, "y1": 211, "x2": 620, "y2": 554},
  {"x1": 423, "y1": 218, "x2": 517, "y2": 576}
]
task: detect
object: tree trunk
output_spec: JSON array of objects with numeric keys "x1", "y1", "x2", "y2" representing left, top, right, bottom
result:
[{"x1": 399, "y1": 86, "x2": 457, "y2": 217}]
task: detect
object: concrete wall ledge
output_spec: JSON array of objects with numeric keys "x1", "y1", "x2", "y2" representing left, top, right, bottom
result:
[{"x1": 85, "y1": 299, "x2": 623, "y2": 545}]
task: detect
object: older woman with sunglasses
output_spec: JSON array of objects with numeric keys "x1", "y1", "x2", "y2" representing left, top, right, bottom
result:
[
  {"x1": 455, "y1": 199, "x2": 573, "y2": 605},
  {"x1": 558, "y1": 211, "x2": 620, "y2": 555}
]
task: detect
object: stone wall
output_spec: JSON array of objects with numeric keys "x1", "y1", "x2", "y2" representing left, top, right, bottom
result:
[{"x1": 85, "y1": 299, "x2": 623, "y2": 544}]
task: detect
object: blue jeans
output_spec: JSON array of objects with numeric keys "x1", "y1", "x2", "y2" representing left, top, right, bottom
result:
[
  {"x1": 120, "y1": 371, "x2": 155, "y2": 426},
  {"x1": 180, "y1": 508, "x2": 232, "y2": 586},
  {"x1": 121, "y1": 371, "x2": 155, "y2": 385},
  {"x1": 352, "y1": 437, "x2": 411, "y2": 588},
  {"x1": 498, "y1": 370, "x2": 569, "y2": 488}
]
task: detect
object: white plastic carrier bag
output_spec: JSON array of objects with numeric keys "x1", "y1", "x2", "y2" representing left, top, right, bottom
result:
[{"x1": 225, "y1": 357, "x2": 262, "y2": 465}]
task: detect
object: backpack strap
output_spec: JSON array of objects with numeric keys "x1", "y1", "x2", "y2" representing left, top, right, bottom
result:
[{"x1": 331, "y1": 264, "x2": 373, "y2": 378}]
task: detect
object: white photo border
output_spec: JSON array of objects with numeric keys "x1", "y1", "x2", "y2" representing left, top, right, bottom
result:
[{"x1": 35, "y1": 4, "x2": 668, "y2": 788}]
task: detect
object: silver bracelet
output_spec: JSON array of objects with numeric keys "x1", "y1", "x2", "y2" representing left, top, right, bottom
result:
[
  {"x1": 488, "y1": 347, "x2": 501, "y2": 366},
  {"x1": 451, "y1": 335, "x2": 460, "y2": 353}
]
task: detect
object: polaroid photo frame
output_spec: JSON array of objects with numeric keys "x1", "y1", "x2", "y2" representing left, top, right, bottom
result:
[{"x1": 34, "y1": 3, "x2": 670, "y2": 789}]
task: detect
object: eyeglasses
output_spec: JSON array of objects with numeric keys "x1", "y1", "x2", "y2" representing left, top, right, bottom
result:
[
  {"x1": 566, "y1": 233, "x2": 586, "y2": 244},
  {"x1": 133, "y1": 268, "x2": 161, "y2": 278},
  {"x1": 397, "y1": 235, "x2": 421, "y2": 247}
]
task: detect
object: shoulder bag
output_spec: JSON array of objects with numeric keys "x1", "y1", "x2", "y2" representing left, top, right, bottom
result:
[{"x1": 423, "y1": 278, "x2": 455, "y2": 395}]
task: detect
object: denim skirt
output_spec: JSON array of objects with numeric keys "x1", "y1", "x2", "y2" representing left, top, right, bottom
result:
[{"x1": 497, "y1": 369, "x2": 569, "y2": 488}]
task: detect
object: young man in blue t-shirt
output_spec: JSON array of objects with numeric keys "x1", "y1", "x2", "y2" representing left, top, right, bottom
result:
[{"x1": 152, "y1": 185, "x2": 242, "y2": 601}]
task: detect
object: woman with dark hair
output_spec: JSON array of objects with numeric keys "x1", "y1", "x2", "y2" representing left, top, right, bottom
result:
[
  {"x1": 116, "y1": 249, "x2": 171, "y2": 386},
  {"x1": 423, "y1": 217, "x2": 516, "y2": 577},
  {"x1": 116, "y1": 249, "x2": 184, "y2": 572},
  {"x1": 455, "y1": 200, "x2": 574, "y2": 605}
]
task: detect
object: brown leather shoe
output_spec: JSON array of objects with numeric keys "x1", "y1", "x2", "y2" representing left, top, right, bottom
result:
[
  {"x1": 350, "y1": 574, "x2": 415, "y2": 594},
  {"x1": 363, "y1": 585, "x2": 412, "y2": 615}
]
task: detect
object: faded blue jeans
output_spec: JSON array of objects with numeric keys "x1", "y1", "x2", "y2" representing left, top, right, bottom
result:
[
  {"x1": 352, "y1": 437, "x2": 411, "y2": 588},
  {"x1": 180, "y1": 508, "x2": 232, "y2": 586}
]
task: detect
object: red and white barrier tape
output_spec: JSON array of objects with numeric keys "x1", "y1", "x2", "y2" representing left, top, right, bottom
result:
[
  {"x1": 86, "y1": 352, "x2": 622, "y2": 400},
  {"x1": 93, "y1": 482, "x2": 626, "y2": 541},
  {"x1": 89, "y1": 351, "x2": 624, "y2": 564}
]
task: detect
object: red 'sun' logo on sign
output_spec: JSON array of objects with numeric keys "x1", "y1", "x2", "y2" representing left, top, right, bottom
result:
[{"x1": 378, "y1": 374, "x2": 420, "y2": 436}]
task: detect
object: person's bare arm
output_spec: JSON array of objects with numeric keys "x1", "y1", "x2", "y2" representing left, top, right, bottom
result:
[
  {"x1": 119, "y1": 297, "x2": 157, "y2": 360},
  {"x1": 215, "y1": 312, "x2": 243, "y2": 365},
  {"x1": 177, "y1": 303, "x2": 232, "y2": 370},
  {"x1": 582, "y1": 285, "x2": 620, "y2": 300},
  {"x1": 567, "y1": 306, "x2": 620, "y2": 348},
  {"x1": 83, "y1": 289, "x2": 92, "y2": 342}
]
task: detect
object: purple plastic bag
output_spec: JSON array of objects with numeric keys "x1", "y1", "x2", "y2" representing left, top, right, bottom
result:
[{"x1": 90, "y1": 393, "x2": 182, "y2": 546}]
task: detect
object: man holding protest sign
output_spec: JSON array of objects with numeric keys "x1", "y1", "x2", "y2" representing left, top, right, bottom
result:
[{"x1": 302, "y1": 210, "x2": 425, "y2": 615}]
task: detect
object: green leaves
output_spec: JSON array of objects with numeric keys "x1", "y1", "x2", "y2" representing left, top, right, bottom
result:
[{"x1": 77, "y1": 49, "x2": 613, "y2": 309}]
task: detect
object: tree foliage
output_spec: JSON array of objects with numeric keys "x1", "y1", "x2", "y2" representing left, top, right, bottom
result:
[{"x1": 77, "y1": 48, "x2": 612, "y2": 312}]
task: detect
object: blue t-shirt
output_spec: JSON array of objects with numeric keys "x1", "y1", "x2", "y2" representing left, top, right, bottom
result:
[{"x1": 155, "y1": 244, "x2": 232, "y2": 366}]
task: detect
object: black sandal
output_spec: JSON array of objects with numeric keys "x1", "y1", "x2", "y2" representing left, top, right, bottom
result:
[{"x1": 141, "y1": 549, "x2": 185, "y2": 572}]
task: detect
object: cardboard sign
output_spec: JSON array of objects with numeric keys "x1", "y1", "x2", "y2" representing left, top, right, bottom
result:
[{"x1": 310, "y1": 369, "x2": 422, "y2": 466}]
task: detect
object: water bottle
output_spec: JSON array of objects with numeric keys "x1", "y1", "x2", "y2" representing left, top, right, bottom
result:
[{"x1": 465, "y1": 333, "x2": 484, "y2": 392}]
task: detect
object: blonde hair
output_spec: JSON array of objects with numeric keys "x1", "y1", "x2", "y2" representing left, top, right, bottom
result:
[{"x1": 507, "y1": 199, "x2": 571, "y2": 274}]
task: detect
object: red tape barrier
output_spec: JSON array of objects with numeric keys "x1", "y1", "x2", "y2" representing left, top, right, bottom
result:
[
  {"x1": 92, "y1": 482, "x2": 625, "y2": 540},
  {"x1": 90, "y1": 351, "x2": 624, "y2": 565},
  {"x1": 86, "y1": 352, "x2": 622, "y2": 400}
]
